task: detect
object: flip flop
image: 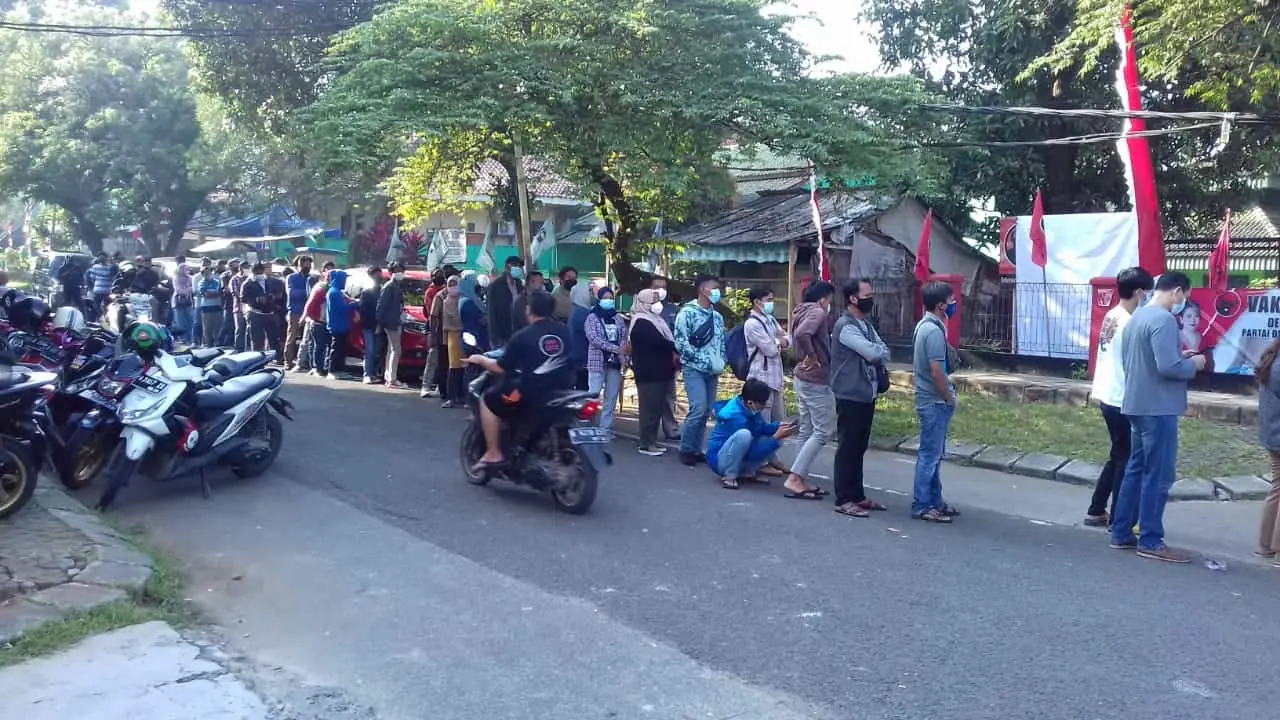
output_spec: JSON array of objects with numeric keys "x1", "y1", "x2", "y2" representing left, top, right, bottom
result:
[
  {"x1": 471, "y1": 458, "x2": 505, "y2": 474},
  {"x1": 834, "y1": 503, "x2": 870, "y2": 518},
  {"x1": 856, "y1": 499, "x2": 887, "y2": 511},
  {"x1": 784, "y1": 489, "x2": 823, "y2": 500},
  {"x1": 721, "y1": 477, "x2": 741, "y2": 490}
]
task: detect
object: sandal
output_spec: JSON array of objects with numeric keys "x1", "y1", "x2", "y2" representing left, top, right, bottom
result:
[
  {"x1": 915, "y1": 508, "x2": 953, "y2": 523},
  {"x1": 471, "y1": 457, "x2": 505, "y2": 474},
  {"x1": 1256, "y1": 550, "x2": 1277, "y2": 559},
  {"x1": 940, "y1": 504, "x2": 961, "y2": 517},
  {"x1": 784, "y1": 489, "x2": 823, "y2": 500},
  {"x1": 855, "y1": 499, "x2": 888, "y2": 512},
  {"x1": 834, "y1": 503, "x2": 870, "y2": 518},
  {"x1": 741, "y1": 475, "x2": 771, "y2": 485},
  {"x1": 721, "y1": 477, "x2": 741, "y2": 490},
  {"x1": 757, "y1": 466, "x2": 785, "y2": 477}
]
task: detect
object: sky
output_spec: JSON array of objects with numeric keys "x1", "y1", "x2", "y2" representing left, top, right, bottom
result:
[{"x1": 770, "y1": 0, "x2": 884, "y2": 75}]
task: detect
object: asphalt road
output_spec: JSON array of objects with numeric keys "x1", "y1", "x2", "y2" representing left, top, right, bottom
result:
[{"x1": 109, "y1": 375, "x2": 1280, "y2": 720}]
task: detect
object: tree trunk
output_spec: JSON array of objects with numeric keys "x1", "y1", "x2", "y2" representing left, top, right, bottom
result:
[
  {"x1": 139, "y1": 222, "x2": 163, "y2": 258},
  {"x1": 164, "y1": 202, "x2": 202, "y2": 255},
  {"x1": 65, "y1": 209, "x2": 105, "y2": 255},
  {"x1": 591, "y1": 167, "x2": 695, "y2": 300}
]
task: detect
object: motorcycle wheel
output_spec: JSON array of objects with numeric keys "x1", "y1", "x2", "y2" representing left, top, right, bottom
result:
[
  {"x1": 232, "y1": 413, "x2": 283, "y2": 478},
  {"x1": 56, "y1": 428, "x2": 116, "y2": 490},
  {"x1": 96, "y1": 450, "x2": 138, "y2": 511},
  {"x1": 0, "y1": 440, "x2": 37, "y2": 520},
  {"x1": 459, "y1": 423, "x2": 491, "y2": 486},
  {"x1": 551, "y1": 448, "x2": 598, "y2": 515}
]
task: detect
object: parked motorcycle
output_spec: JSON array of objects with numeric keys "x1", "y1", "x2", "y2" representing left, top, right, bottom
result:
[
  {"x1": 95, "y1": 343, "x2": 293, "y2": 510},
  {"x1": 104, "y1": 292, "x2": 156, "y2": 334},
  {"x1": 457, "y1": 334, "x2": 609, "y2": 514},
  {"x1": 0, "y1": 365, "x2": 57, "y2": 520}
]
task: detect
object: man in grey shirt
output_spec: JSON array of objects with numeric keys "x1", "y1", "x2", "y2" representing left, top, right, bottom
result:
[
  {"x1": 911, "y1": 281, "x2": 960, "y2": 524},
  {"x1": 1110, "y1": 271, "x2": 1206, "y2": 563}
]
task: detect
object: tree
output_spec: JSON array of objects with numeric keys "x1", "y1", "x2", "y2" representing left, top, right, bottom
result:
[
  {"x1": 306, "y1": 0, "x2": 947, "y2": 290},
  {"x1": 862, "y1": 0, "x2": 1278, "y2": 242}
]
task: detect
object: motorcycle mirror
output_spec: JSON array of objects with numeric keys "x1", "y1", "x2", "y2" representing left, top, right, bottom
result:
[{"x1": 461, "y1": 332, "x2": 478, "y2": 347}]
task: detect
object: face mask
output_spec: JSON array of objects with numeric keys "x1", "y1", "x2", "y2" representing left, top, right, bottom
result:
[
  {"x1": 563, "y1": 278, "x2": 577, "y2": 289},
  {"x1": 393, "y1": 272, "x2": 405, "y2": 282},
  {"x1": 1171, "y1": 298, "x2": 1186, "y2": 315},
  {"x1": 599, "y1": 299, "x2": 616, "y2": 311},
  {"x1": 708, "y1": 289, "x2": 722, "y2": 304},
  {"x1": 655, "y1": 288, "x2": 667, "y2": 301},
  {"x1": 510, "y1": 267, "x2": 524, "y2": 280},
  {"x1": 944, "y1": 300, "x2": 958, "y2": 318},
  {"x1": 447, "y1": 286, "x2": 460, "y2": 296},
  {"x1": 650, "y1": 301, "x2": 664, "y2": 314},
  {"x1": 856, "y1": 297, "x2": 875, "y2": 314},
  {"x1": 762, "y1": 301, "x2": 775, "y2": 315}
]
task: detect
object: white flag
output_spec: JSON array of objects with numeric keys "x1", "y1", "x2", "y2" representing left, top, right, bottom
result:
[
  {"x1": 385, "y1": 219, "x2": 404, "y2": 264},
  {"x1": 476, "y1": 223, "x2": 496, "y2": 273},
  {"x1": 425, "y1": 230, "x2": 445, "y2": 270},
  {"x1": 530, "y1": 218, "x2": 556, "y2": 263}
]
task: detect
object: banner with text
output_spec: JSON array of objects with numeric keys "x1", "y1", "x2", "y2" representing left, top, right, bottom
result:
[{"x1": 1180, "y1": 288, "x2": 1280, "y2": 375}]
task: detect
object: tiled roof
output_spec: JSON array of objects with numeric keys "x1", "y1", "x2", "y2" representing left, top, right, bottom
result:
[
  {"x1": 1184, "y1": 205, "x2": 1280, "y2": 240},
  {"x1": 665, "y1": 189, "x2": 895, "y2": 247},
  {"x1": 472, "y1": 158, "x2": 580, "y2": 200}
]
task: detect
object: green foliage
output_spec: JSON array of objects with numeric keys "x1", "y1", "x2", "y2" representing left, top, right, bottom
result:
[
  {"x1": 862, "y1": 0, "x2": 1278, "y2": 245},
  {"x1": 306, "y1": 0, "x2": 949, "y2": 289}
]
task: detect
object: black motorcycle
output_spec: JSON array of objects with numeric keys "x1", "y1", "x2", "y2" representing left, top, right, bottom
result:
[
  {"x1": 0, "y1": 364, "x2": 57, "y2": 520},
  {"x1": 458, "y1": 349, "x2": 609, "y2": 514}
]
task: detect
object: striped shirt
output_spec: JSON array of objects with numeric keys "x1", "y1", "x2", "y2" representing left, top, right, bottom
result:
[{"x1": 86, "y1": 264, "x2": 114, "y2": 295}]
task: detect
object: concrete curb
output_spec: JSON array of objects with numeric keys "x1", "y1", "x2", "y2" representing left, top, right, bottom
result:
[
  {"x1": 606, "y1": 413, "x2": 1266, "y2": 505},
  {"x1": 0, "y1": 484, "x2": 156, "y2": 644}
]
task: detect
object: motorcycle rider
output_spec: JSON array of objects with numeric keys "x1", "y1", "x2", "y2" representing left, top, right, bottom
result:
[{"x1": 465, "y1": 291, "x2": 573, "y2": 471}]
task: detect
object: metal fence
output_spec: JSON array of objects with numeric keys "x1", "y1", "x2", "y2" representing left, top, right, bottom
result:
[{"x1": 867, "y1": 278, "x2": 918, "y2": 344}]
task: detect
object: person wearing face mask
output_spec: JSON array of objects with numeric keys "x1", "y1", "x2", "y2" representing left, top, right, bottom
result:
[
  {"x1": 585, "y1": 286, "x2": 626, "y2": 434},
  {"x1": 552, "y1": 266, "x2": 578, "y2": 322},
  {"x1": 674, "y1": 274, "x2": 727, "y2": 466},
  {"x1": 486, "y1": 255, "x2": 525, "y2": 348},
  {"x1": 358, "y1": 266, "x2": 385, "y2": 385},
  {"x1": 1084, "y1": 266, "x2": 1154, "y2": 527},
  {"x1": 829, "y1": 278, "x2": 891, "y2": 516},
  {"x1": 440, "y1": 274, "x2": 467, "y2": 407},
  {"x1": 784, "y1": 280, "x2": 837, "y2": 500},
  {"x1": 706, "y1": 379, "x2": 797, "y2": 490},
  {"x1": 744, "y1": 286, "x2": 789, "y2": 423},
  {"x1": 240, "y1": 262, "x2": 287, "y2": 362},
  {"x1": 1110, "y1": 271, "x2": 1206, "y2": 563},
  {"x1": 229, "y1": 261, "x2": 251, "y2": 352},
  {"x1": 627, "y1": 289, "x2": 678, "y2": 456},
  {"x1": 911, "y1": 281, "x2": 963, "y2": 524},
  {"x1": 511, "y1": 270, "x2": 545, "y2": 331},
  {"x1": 649, "y1": 276, "x2": 681, "y2": 440},
  {"x1": 420, "y1": 268, "x2": 449, "y2": 398},
  {"x1": 377, "y1": 262, "x2": 408, "y2": 388}
]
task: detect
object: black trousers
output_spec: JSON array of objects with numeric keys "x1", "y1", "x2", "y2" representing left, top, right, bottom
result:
[
  {"x1": 1089, "y1": 402, "x2": 1130, "y2": 517},
  {"x1": 431, "y1": 343, "x2": 448, "y2": 389},
  {"x1": 834, "y1": 399, "x2": 876, "y2": 505},
  {"x1": 328, "y1": 331, "x2": 349, "y2": 375},
  {"x1": 636, "y1": 379, "x2": 671, "y2": 448},
  {"x1": 446, "y1": 368, "x2": 466, "y2": 403}
]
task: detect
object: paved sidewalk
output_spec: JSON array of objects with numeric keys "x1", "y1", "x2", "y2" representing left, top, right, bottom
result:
[{"x1": 0, "y1": 621, "x2": 268, "y2": 720}]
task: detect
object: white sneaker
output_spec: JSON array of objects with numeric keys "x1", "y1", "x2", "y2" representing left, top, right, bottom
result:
[
  {"x1": 362, "y1": 376, "x2": 376, "y2": 385},
  {"x1": 638, "y1": 446, "x2": 666, "y2": 457}
]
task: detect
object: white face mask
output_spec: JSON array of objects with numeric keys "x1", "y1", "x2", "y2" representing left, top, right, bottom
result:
[
  {"x1": 655, "y1": 288, "x2": 667, "y2": 301},
  {"x1": 650, "y1": 301, "x2": 664, "y2": 314},
  {"x1": 393, "y1": 272, "x2": 405, "y2": 282}
]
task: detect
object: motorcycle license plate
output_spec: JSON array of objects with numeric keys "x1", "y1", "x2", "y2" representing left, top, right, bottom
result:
[
  {"x1": 568, "y1": 427, "x2": 612, "y2": 445},
  {"x1": 133, "y1": 375, "x2": 167, "y2": 394}
]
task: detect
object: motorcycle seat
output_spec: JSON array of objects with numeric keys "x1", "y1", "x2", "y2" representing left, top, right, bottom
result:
[
  {"x1": 185, "y1": 347, "x2": 226, "y2": 366},
  {"x1": 194, "y1": 372, "x2": 279, "y2": 411},
  {"x1": 207, "y1": 351, "x2": 272, "y2": 379}
]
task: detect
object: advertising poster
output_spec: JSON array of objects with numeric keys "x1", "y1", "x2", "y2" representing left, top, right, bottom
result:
[{"x1": 1179, "y1": 288, "x2": 1280, "y2": 375}]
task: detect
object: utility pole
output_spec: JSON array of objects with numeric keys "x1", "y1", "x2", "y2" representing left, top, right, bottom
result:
[{"x1": 512, "y1": 139, "x2": 535, "y2": 267}]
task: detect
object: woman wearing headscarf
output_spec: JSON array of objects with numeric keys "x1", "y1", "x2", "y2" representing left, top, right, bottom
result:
[
  {"x1": 584, "y1": 286, "x2": 625, "y2": 433},
  {"x1": 441, "y1": 274, "x2": 466, "y2": 407},
  {"x1": 568, "y1": 281, "x2": 594, "y2": 390},
  {"x1": 627, "y1": 288, "x2": 677, "y2": 456}
]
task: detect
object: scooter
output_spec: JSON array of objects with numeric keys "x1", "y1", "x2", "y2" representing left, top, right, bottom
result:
[
  {"x1": 456, "y1": 333, "x2": 609, "y2": 514},
  {"x1": 0, "y1": 365, "x2": 58, "y2": 520},
  {"x1": 95, "y1": 348, "x2": 292, "y2": 510}
]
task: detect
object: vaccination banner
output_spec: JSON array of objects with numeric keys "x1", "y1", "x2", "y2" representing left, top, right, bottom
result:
[{"x1": 1179, "y1": 288, "x2": 1280, "y2": 375}]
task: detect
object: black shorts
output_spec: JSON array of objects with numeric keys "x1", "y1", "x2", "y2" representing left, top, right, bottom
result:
[{"x1": 482, "y1": 379, "x2": 526, "y2": 419}]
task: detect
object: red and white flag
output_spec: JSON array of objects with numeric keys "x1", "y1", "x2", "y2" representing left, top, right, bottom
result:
[
  {"x1": 1208, "y1": 209, "x2": 1231, "y2": 292},
  {"x1": 913, "y1": 209, "x2": 933, "y2": 285},
  {"x1": 1030, "y1": 190, "x2": 1048, "y2": 269},
  {"x1": 1115, "y1": 4, "x2": 1166, "y2": 275},
  {"x1": 807, "y1": 160, "x2": 829, "y2": 281}
]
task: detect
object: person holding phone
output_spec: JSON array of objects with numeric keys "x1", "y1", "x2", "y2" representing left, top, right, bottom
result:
[
  {"x1": 830, "y1": 278, "x2": 891, "y2": 517},
  {"x1": 705, "y1": 379, "x2": 796, "y2": 490}
]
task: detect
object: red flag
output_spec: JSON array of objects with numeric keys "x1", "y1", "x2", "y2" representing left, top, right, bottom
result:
[
  {"x1": 1208, "y1": 209, "x2": 1231, "y2": 292},
  {"x1": 913, "y1": 209, "x2": 933, "y2": 285},
  {"x1": 1115, "y1": 5, "x2": 1166, "y2": 275},
  {"x1": 1030, "y1": 190, "x2": 1049, "y2": 268}
]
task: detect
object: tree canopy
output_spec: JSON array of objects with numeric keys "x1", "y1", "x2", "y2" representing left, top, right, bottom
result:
[
  {"x1": 306, "y1": 0, "x2": 948, "y2": 289},
  {"x1": 862, "y1": 0, "x2": 1277, "y2": 242}
]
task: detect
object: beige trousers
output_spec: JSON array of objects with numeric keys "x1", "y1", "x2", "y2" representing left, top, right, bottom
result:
[
  {"x1": 383, "y1": 327, "x2": 403, "y2": 382},
  {"x1": 1260, "y1": 451, "x2": 1280, "y2": 554}
]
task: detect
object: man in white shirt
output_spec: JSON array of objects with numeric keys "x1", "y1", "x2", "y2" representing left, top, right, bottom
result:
[{"x1": 1085, "y1": 266, "x2": 1154, "y2": 526}]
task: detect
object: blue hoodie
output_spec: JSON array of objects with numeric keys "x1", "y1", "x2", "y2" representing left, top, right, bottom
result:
[
  {"x1": 287, "y1": 272, "x2": 310, "y2": 314},
  {"x1": 325, "y1": 270, "x2": 353, "y2": 333},
  {"x1": 705, "y1": 396, "x2": 781, "y2": 476}
]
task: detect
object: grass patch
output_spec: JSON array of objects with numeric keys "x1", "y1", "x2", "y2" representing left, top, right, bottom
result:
[
  {"x1": 0, "y1": 524, "x2": 194, "y2": 667},
  {"x1": 713, "y1": 376, "x2": 1269, "y2": 479}
]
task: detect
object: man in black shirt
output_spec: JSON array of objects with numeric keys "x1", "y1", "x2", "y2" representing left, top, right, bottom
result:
[{"x1": 466, "y1": 291, "x2": 573, "y2": 468}]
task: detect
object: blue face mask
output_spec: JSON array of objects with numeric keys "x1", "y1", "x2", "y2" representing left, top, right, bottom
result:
[
  {"x1": 762, "y1": 301, "x2": 775, "y2": 315},
  {"x1": 599, "y1": 298, "x2": 615, "y2": 311},
  {"x1": 945, "y1": 301, "x2": 958, "y2": 318},
  {"x1": 510, "y1": 267, "x2": 524, "y2": 281},
  {"x1": 1171, "y1": 298, "x2": 1186, "y2": 315},
  {"x1": 708, "y1": 289, "x2": 722, "y2": 304}
]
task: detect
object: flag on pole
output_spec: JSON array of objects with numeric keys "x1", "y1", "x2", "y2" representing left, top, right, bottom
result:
[
  {"x1": 1208, "y1": 209, "x2": 1232, "y2": 292},
  {"x1": 913, "y1": 210, "x2": 933, "y2": 285},
  {"x1": 384, "y1": 219, "x2": 403, "y2": 264},
  {"x1": 425, "y1": 230, "x2": 445, "y2": 270},
  {"x1": 1030, "y1": 190, "x2": 1048, "y2": 268},
  {"x1": 1115, "y1": 5, "x2": 1166, "y2": 275},
  {"x1": 476, "y1": 223, "x2": 496, "y2": 273},
  {"x1": 807, "y1": 160, "x2": 829, "y2": 281},
  {"x1": 530, "y1": 218, "x2": 557, "y2": 264}
]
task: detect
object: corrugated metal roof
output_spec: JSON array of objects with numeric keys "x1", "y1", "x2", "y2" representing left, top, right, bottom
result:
[
  {"x1": 664, "y1": 189, "x2": 894, "y2": 247},
  {"x1": 1185, "y1": 205, "x2": 1280, "y2": 240}
]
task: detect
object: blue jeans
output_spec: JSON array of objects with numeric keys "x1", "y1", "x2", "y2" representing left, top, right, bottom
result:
[
  {"x1": 912, "y1": 402, "x2": 954, "y2": 516},
  {"x1": 680, "y1": 368, "x2": 719, "y2": 455},
  {"x1": 171, "y1": 304, "x2": 195, "y2": 342},
  {"x1": 363, "y1": 329, "x2": 382, "y2": 380},
  {"x1": 1110, "y1": 415, "x2": 1179, "y2": 550},
  {"x1": 713, "y1": 429, "x2": 780, "y2": 477},
  {"x1": 588, "y1": 367, "x2": 623, "y2": 431},
  {"x1": 310, "y1": 324, "x2": 331, "y2": 374},
  {"x1": 219, "y1": 308, "x2": 235, "y2": 346}
]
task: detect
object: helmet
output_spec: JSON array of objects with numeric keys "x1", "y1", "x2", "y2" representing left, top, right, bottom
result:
[
  {"x1": 121, "y1": 321, "x2": 167, "y2": 358},
  {"x1": 6, "y1": 297, "x2": 53, "y2": 334},
  {"x1": 53, "y1": 306, "x2": 87, "y2": 334}
]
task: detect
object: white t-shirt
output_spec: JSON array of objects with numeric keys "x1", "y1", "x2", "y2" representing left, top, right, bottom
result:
[{"x1": 1091, "y1": 305, "x2": 1132, "y2": 408}]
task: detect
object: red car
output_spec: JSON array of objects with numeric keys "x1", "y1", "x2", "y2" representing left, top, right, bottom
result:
[{"x1": 343, "y1": 268, "x2": 432, "y2": 378}]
